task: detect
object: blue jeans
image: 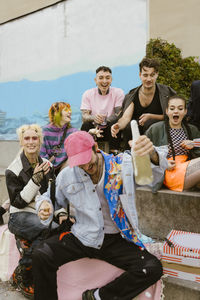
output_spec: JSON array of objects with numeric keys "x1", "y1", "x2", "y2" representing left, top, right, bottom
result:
[
  {"x1": 8, "y1": 212, "x2": 48, "y2": 241},
  {"x1": 9, "y1": 212, "x2": 57, "y2": 266}
]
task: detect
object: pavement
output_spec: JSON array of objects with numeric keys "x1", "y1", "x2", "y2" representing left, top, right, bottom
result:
[{"x1": 0, "y1": 281, "x2": 27, "y2": 300}]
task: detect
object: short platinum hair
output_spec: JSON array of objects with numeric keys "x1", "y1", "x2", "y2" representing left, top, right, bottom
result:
[{"x1": 16, "y1": 124, "x2": 43, "y2": 146}]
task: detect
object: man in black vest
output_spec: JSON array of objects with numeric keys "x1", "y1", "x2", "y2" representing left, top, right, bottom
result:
[{"x1": 111, "y1": 57, "x2": 176, "y2": 149}]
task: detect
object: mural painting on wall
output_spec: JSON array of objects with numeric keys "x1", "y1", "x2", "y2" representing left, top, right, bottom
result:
[{"x1": 0, "y1": 0, "x2": 147, "y2": 140}]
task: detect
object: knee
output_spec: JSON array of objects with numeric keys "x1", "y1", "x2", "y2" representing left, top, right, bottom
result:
[
  {"x1": 148, "y1": 258, "x2": 163, "y2": 282},
  {"x1": 32, "y1": 242, "x2": 54, "y2": 267}
]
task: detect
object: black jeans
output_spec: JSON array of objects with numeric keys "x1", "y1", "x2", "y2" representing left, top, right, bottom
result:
[
  {"x1": 32, "y1": 233, "x2": 162, "y2": 300},
  {"x1": 81, "y1": 121, "x2": 121, "y2": 150}
]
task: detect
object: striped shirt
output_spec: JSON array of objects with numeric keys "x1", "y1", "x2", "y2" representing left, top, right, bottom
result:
[{"x1": 40, "y1": 123, "x2": 77, "y2": 168}]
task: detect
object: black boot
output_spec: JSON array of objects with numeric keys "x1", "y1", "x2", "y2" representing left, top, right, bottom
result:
[
  {"x1": 82, "y1": 289, "x2": 97, "y2": 300},
  {"x1": 0, "y1": 206, "x2": 6, "y2": 225}
]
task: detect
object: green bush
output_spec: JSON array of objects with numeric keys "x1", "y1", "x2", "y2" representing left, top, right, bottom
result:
[{"x1": 146, "y1": 38, "x2": 200, "y2": 100}]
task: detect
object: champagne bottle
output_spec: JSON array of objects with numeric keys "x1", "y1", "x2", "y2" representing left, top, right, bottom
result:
[{"x1": 131, "y1": 120, "x2": 153, "y2": 185}]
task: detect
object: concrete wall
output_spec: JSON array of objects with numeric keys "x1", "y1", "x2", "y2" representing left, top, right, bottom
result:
[
  {"x1": 0, "y1": 0, "x2": 147, "y2": 140},
  {"x1": 0, "y1": 141, "x2": 20, "y2": 206},
  {"x1": 149, "y1": 0, "x2": 200, "y2": 58},
  {"x1": 0, "y1": 0, "x2": 63, "y2": 24},
  {"x1": 0, "y1": 141, "x2": 20, "y2": 172}
]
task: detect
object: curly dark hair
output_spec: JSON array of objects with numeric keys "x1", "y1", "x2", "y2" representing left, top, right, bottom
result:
[{"x1": 139, "y1": 57, "x2": 160, "y2": 73}]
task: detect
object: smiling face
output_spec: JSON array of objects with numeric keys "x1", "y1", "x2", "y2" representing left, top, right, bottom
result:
[
  {"x1": 166, "y1": 98, "x2": 187, "y2": 128},
  {"x1": 139, "y1": 67, "x2": 158, "y2": 90},
  {"x1": 60, "y1": 108, "x2": 71, "y2": 127},
  {"x1": 95, "y1": 70, "x2": 112, "y2": 95},
  {"x1": 22, "y1": 129, "x2": 40, "y2": 157},
  {"x1": 79, "y1": 149, "x2": 99, "y2": 177}
]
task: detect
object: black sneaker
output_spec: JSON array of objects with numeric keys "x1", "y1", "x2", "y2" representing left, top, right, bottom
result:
[{"x1": 82, "y1": 289, "x2": 97, "y2": 300}]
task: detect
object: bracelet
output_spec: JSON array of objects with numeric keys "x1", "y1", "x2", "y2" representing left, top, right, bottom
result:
[{"x1": 32, "y1": 170, "x2": 44, "y2": 186}]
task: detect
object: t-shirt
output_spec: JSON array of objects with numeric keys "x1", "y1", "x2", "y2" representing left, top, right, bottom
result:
[
  {"x1": 132, "y1": 86, "x2": 163, "y2": 134},
  {"x1": 132, "y1": 86, "x2": 162, "y2": 120},
  {"x1": 95, "y1": 163, "x2": 119, "y2": 234},
  {"x1": 80, "y1": 87, "x2": 124, "y2": 117}
]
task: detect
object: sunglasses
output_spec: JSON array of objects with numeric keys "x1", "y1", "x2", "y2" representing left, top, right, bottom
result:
[{"x1": 24, "y1": 136, "x2": 39, "y2": 141}]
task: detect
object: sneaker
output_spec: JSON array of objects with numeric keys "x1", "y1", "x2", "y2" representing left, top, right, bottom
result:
[
  {"x1": 19, "y1": 282, "x2": 34, "y2": 299},
  {"x1": 10, "y1": 265, "x2": 23, "y2": 288},
  {"x1": 11, "y1": 264, "x2": 34, "y2": 298},
  {"x1": 82, "y1": 289, "x2": 97, "y2": 300}
]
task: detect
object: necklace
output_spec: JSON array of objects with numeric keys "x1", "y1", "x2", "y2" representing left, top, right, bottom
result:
[
  {"x1": 139, "y1": 87, "x2": 155, "y2": 107},
  {"x1": 27, "y1": 156, "x2": 38, "y2": 169}
]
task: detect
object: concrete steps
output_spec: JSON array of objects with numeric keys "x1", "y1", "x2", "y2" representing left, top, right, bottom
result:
[
  {"x1": 136, "y1": 186, "x2": 200, "y2": 299},
  {"x1": 163, "y1": 277, "x2": 200, "y2": 300}
]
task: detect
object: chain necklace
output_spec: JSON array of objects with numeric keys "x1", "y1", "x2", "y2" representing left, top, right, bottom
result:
[{"x1": 139, "y1": 87, "x2": 155, "y2": 107}]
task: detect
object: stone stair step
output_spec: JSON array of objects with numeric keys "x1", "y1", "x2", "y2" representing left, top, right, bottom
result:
[
  {"x1": 163, "y1": 277, "x2": 200, "y2": 300},
  {"x1": 135, "y1": 187, "x2": 200, "y2": 240}
]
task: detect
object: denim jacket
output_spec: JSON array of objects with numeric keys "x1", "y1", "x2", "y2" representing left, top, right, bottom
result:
[{"x1": 36, "y1": 148, "x2": 168, "y2": 249}]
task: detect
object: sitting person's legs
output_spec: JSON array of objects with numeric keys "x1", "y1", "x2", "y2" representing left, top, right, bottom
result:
[
  {"x1": 103, "y1": 125, "x2": 121, "y2": 152},
  {"x1": 9, "y1": 212, "x2": 51, "y2": 296},
  {"x1": 32, "y1": 232, "x2": 162, "y2": 300},
  {"x1": 184, "y1": 158, "x2": 200, "y2": 190},
  {"x1": 81, "y1": 121, "x2": 121, "y2": 152},
  {"x1": 95, "y1": 234, "x2": 162, "y2": 300},
  {"x1": 8, "y1": 212, "x2": 48, "y2": 241}
]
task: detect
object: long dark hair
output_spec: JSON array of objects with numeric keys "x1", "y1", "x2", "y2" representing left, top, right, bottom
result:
[{"x1": 164, "y1": 95, "x2": 193, "y2": 160}]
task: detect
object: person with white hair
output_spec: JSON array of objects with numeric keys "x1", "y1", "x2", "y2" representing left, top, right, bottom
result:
[{"x1": 5, "y1": 124, "x2": 55, "y2": 297}]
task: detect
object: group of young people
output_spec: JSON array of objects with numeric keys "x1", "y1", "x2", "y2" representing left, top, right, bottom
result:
[{"x1": 0, "y1": 57, "x2": 200, "y2": 300}]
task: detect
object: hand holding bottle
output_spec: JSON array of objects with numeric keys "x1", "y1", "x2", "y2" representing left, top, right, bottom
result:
[
  {"x1": 131, "y1": 120, "x2": 153, "y2": 185},
  {"x1": 132, "y1": 135, "x2": 154, "y2": 156}
]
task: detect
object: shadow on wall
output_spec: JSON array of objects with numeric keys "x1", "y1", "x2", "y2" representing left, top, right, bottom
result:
[{"x1": 0, "y1": 64, "x2": 140, "y2": 140}]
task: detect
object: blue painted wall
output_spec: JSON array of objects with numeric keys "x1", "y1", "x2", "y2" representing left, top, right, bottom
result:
[{"x1": 0, "y1": 64, "x2": 141, "y2": 139}]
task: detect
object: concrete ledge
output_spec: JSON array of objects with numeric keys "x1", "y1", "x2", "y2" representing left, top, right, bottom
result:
[
  {"x1": 0, "y1": 175, "x2": 8, "y2": 204},
  {"x1": 135, "y1": 187, "x2": 200, "y2": 240},
  {"x1": 163, "y1": 277, "x2": 200, "y2": 300},
  {"x1": 0, "y1": 140, "x2": 19, "y2": 170},
  {"x1": 0, "y1": 168, "x2": 6, "y2": 176}
]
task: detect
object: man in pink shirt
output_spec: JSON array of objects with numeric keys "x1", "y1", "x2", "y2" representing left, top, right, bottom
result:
[{"x1": 80, "y1": 66, "x2": 124, "y2": 154}]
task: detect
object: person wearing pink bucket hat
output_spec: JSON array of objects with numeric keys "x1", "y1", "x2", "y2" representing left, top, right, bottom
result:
[{"x1": 34, "y1": 131, "x2": 168, "y2": 300}]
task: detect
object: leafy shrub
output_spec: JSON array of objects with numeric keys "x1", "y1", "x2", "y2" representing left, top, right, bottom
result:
[{"x1": 146, "y1": 38, "x2": 200, "y2": 100}]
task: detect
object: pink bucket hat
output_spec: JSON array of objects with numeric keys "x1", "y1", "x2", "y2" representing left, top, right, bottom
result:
[{"x1": 64, "y1": 131, "x2": 95, "y2": 167}]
